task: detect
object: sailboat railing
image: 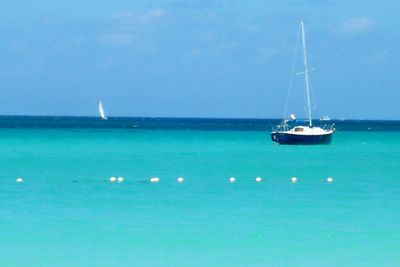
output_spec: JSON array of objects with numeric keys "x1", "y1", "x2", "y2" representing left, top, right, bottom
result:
[
  {"x1": 272, "y1": 120, "x2": 290, "y2": 132},
  {"x1": 322, "y1": 123, "x2": 335, "y2": 131}
]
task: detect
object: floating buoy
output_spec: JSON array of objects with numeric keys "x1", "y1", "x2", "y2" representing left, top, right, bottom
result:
[
  {"x1": 255, "y1": 177, "x2": 263, "y2": 183},
  {"x1": 229, "y1": 177, "x2": 236, "y2": 183},
  {"x1": 290, "y1": 177, "x2": 298, "y2": 183},
  {"x1": 150, "y1": 177, "x2": 160, "y2": 183},
  {"x1": 117, "y1": 177, "x2": 124, "y2": 183},
  {"x1": 327, "y1": 177, "x2": 334, "y2": 183},
  {"x1": 109, "y1": 176, "x2": 116, "y2": 183},
  {"x1": 177, "y1": 177, "x2": 184, "y2": 183},
  {"x1": 16, "y1": 177, "x2": 24, "y2": 183}
]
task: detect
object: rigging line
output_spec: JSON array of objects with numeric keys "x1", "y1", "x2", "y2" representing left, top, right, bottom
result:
[
  {"x1": 310, "y1": 80, "x2": 317, "y2": 112},
  {"x1": 303, "y1": 81, "x2": 317, "y2": 118},
  {"x1": 307, "y1": 67, "x2": 317, "y2": 114},
  {"x1": 283, "y1": 27, "x2": 302, "y2": 119},
  {"x1": 305, "y1": 59, "x2": 316, "y2": 114}
]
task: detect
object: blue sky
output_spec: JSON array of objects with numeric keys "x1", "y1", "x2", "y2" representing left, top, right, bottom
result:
[{"x1": 0, "y1": 0, "x2": 399, "y2": 119}]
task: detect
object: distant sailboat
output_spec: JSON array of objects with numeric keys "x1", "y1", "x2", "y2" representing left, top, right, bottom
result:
[
  {"x1": 271, "y1": 21, "x2": 334, "y2": 145},
  {"x1": 98, "y1": 101, "x2": 108, "y2": 120},
  {"x1": 320, "y1": 116, "x2": 331, "y2": 121}
]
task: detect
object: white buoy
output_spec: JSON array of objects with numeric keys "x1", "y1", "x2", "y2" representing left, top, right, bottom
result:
[
  {"x1": 150, "y1": 177, "x2": 160, "y2": 183},
  {"x1": 255, "y1": 177, "x2": 263, "y2": 183},
  {"x1": 109, "y1": 176, "x2": 116, "y2": 183},
  {"x1": 117, "y1": 176, "x2": 124, "y2": 183},
  {"x1": 290, "y1": 177, "x2": 298, "y2": 183},
  {"x1": 229, "y1": 177, "x2": 236, "y2": 183},
  {"x1": 16, "y1": 177, "x2": 24, "y2": 183},
  {"x1": 327, "y1": 177, "x2": 334, "y2": 183},
  {"x1": 177, "y1": 177, "x2": 184, "y2": 183}
]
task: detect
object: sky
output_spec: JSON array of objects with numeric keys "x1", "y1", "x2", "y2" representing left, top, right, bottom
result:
[{"x1": 0, "y1": 0, "x2": 400, "y2": 119}]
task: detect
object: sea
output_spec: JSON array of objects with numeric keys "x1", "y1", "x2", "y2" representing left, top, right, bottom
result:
[{"x1": 0, "y1": 116, "x2": 399, "y2": 267}]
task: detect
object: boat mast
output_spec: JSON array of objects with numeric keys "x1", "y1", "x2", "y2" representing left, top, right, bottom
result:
[{"x1": 301, "y1": 21, "x2": 312, "y2": 127}]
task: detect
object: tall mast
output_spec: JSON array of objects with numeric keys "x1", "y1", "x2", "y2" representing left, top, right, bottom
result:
[{"x1": 301, "y1": 21, "x2": 312, "y2": 127}]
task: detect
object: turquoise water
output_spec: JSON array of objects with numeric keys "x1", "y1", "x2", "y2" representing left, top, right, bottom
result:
[{"x1": 0, "y1": 122, "x2": 399, "y2": 266}]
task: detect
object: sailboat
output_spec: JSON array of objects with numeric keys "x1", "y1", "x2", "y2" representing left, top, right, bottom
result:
[
  {"x1": 98, "y1": 101, "x2": 108, "y2": 120},
  {"x1": 271, "y1": 21, "x2": 334, "y2": 145}
]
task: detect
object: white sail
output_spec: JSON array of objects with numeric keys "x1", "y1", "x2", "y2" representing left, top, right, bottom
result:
[{"x1": 98, "y1": 101, "x2": 108, "y2": 120}]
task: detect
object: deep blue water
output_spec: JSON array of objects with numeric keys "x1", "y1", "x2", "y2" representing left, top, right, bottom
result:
[{"x1": 0, "y1": 116, "x2": 400, "y2": 131}]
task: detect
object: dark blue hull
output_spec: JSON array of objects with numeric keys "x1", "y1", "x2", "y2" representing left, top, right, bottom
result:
[{"x1": 271, "y1": 132, "x2": 332, "y2": 145}]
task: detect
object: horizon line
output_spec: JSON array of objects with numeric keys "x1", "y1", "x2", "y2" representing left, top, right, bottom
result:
[{"x1": 0, "y1": 115, "x2": 399, "y2": 122}]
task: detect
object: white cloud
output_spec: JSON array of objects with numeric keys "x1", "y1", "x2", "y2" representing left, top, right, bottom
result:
[
  {"x1": 138, "y1": 9, "x2": 166, "y2": 24},
  {"x1": 97, "y1": 33, "x2": 134, "y2": 46},
  {"x1": 339, "y1": 17, "x2": 375, "y2": 34},
  {"x1": 111, "y1": 11, "x2": 134, "y2": 21},
  {"x1": 111, "y1": 9, "x2": 166, "y2": 25},
  {"x1": 97, "y1": 8, "x2": 167, "y2": 47}
]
